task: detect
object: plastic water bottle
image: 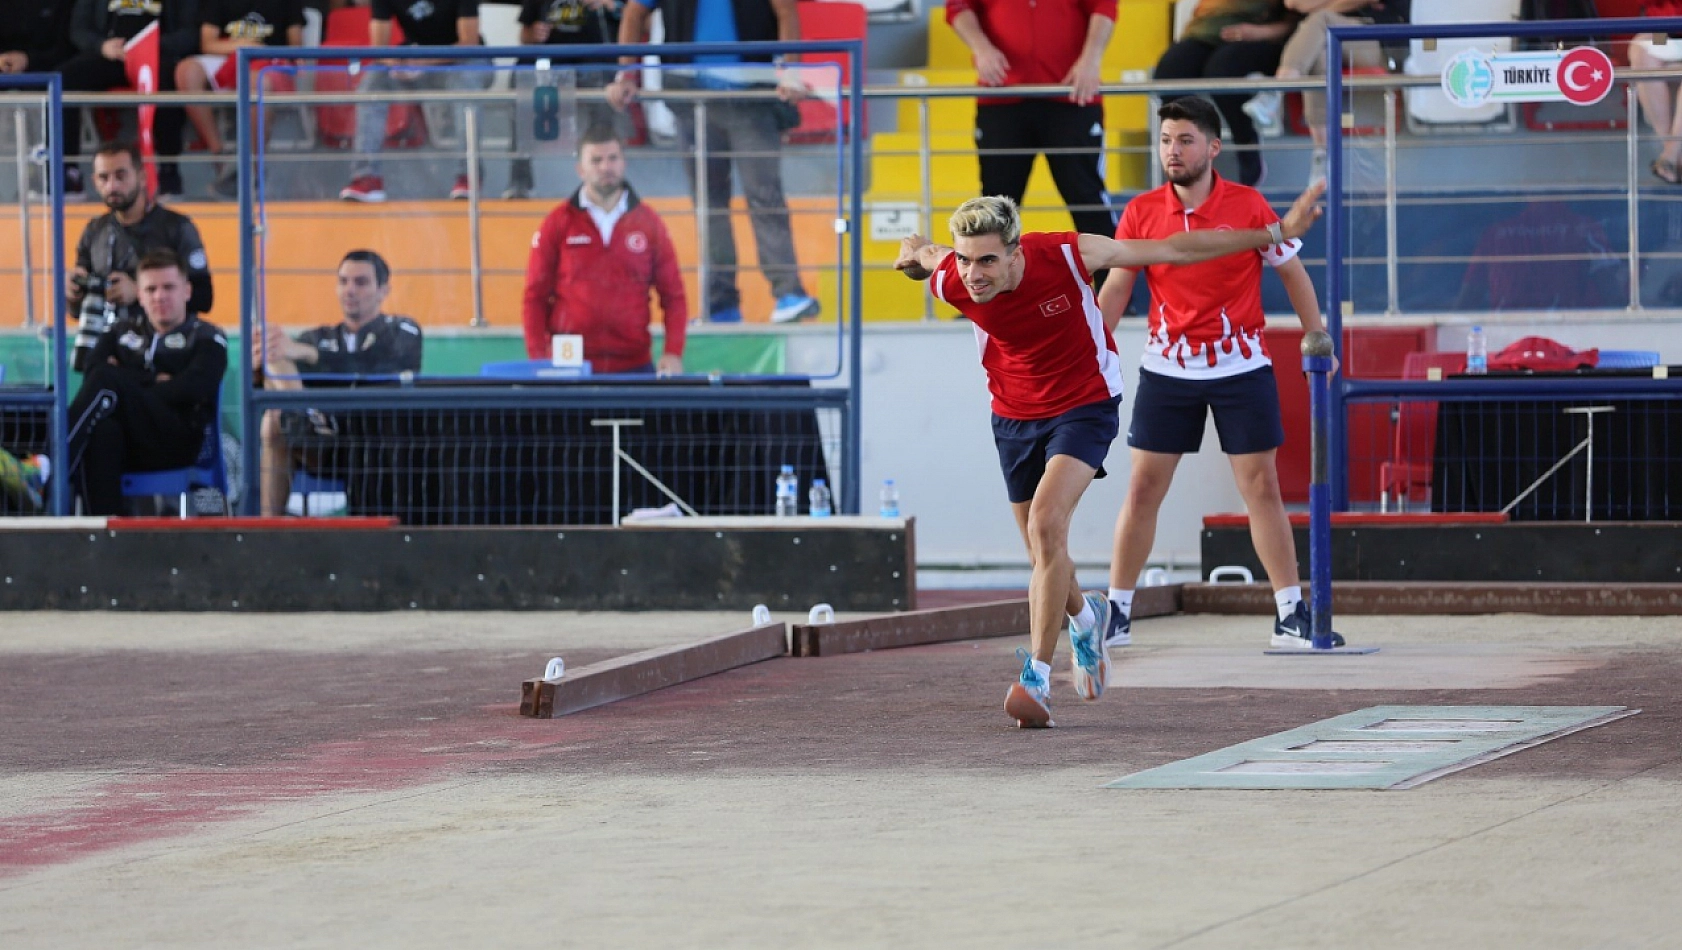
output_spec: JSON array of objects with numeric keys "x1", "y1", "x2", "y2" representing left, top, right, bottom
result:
[
  {"x1": 1467, "y1": 325, "x2": 1488, "y2": 375},
  {"x1": 808, "y1": 478, "x2": 833, "y2": 518},
  {"x1": 775, "y1": 464, "x2": 798, "y2": 517},
  {"x1": 878, "y1": 478, "x2": 899, "y2": 518}
]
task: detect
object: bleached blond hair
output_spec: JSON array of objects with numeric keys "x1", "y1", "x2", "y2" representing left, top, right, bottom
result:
[{"x1": 949, "y1": 196, "x2": 1022, "y2": 247}]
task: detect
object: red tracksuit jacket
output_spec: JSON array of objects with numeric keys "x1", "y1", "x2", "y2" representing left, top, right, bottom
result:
[{"x1": 522, "y1": 187, "x2": 688, "y2": 373}]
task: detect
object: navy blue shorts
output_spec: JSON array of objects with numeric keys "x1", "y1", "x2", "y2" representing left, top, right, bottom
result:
[
  {"x1": 1127, "y1": 367, "x2": 1284, "y2": 455},
  {"x1": 991, "y1": 396, "x2": 1121, "y2": 504}
]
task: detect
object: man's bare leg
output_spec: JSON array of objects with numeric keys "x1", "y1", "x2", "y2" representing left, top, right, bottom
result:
[
  {"x1": 1109, "y1": 449, "x2": 1182, "y2": 592},
  {"x1": 1229, "y1": 449, "x2": 1298, "y2": 593},
  {"x1": 259, "y1": 409, "x2": 292, "y2": 517},
  {"x1": 1018, "y1": 455, "x2": 1097, "y2": 664}
]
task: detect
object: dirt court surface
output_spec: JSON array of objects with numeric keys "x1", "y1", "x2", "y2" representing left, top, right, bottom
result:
[{"x1": 2, "y1": 608, "x2": 1680, "y2": 949}]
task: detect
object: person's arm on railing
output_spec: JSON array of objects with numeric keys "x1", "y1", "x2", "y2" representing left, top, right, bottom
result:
[
  {"x1": 606, "y1": 0, "x2": 652, "y2": 110},
  {"x1": 1063, "y1": 4, "x2": 1115, "y2": 106},
  {"x1": 769, "y1": 0, "x2": 807, "y2": 101},
  {"x1": 947, "y1": 4, "x2": 1009, "y2": 87}
]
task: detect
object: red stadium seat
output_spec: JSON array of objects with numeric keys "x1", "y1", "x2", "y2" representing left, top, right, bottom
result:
[
  {"x1": 789, "y1": 1, "x2": 867, "y2": 144},
  {"x1": 1380, "y1": 350, "x2": 1467, "y2": 512}
]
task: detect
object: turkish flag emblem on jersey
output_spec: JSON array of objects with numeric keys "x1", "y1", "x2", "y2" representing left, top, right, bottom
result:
[{"x1": 1040, "y1": 295, "x2": 1071, "y2": 317}]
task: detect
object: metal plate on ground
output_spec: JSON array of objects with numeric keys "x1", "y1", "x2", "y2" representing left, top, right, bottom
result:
[
  {"x1": 1263, "y1": 646, "x2": 1382, "y2": 656},
  {"x1": 1104, "y1": 705, "x2": 1637, "y2": 790}
]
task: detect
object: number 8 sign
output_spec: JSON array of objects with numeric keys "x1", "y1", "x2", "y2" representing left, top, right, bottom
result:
[{"x1": 515, "y1": 70, "x2": 579, "y2": 156}]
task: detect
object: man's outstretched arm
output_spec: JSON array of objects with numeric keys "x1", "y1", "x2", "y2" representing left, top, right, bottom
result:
[
  {"x1": 894, "y1": 235, "x2": 953, "y2": 281},
  {"x1": 1080, "y1": 182, "x2": 1324, "y2": 272}
]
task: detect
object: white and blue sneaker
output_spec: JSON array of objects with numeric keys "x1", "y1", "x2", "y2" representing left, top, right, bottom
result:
[
  {"x1": 1004, "y1": 648, "x2": 1054, "y2": 728},
  {"x1": 770, "y1": 294, "x2": 821, "y2": 324},
  {"x1": 1105, "y1": 601, "x2": 1132, "y2": 648},
  {"x1": 1271, "y1": 600, "x2": 1347, "y2": 649},
  {"x1": 1069, "y1": 592, "x2": 1112, "y2": 701}
]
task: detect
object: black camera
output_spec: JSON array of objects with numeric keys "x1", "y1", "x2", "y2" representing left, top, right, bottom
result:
[{"x1": 72, "y1": 272, "x2": 115, "y2": 373}]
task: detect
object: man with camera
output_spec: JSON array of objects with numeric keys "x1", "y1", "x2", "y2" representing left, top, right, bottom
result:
[
  {"x1": 67, "y1": 142, "x2": 215, "y2": 373},
  {"x1": 67, "y1": 249, "x2": 229, "y2": 515}
]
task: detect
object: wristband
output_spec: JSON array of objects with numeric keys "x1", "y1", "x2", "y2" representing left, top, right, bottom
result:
[{"x1": 1266, "y1": 221, "x2": 1283, "y2": 245}]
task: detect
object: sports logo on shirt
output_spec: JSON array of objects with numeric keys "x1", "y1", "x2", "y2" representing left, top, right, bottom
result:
[
  {"x1": 626, "y1": 231, "x2": 648, "y2": 253},
  {"x1": 163, "y1": 333, "x2": 186, "y2": 349},
  {"x1": 1040, "y1": 295, "x2": 1071, "y2": 317},
  {"x1": 566, "y1": 235, "x2": 592, "y2": 245}
]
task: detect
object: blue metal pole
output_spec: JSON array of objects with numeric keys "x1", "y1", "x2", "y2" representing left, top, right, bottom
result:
[
  {"x1": 1301, "y1": 331, "x2": 1335, "y2": 649},
  {"x1": 844, "y1": 39, "x2": 865, "y2": 514},
  {"x1": 48, "y1": 74, "x2": 69, "y2": 516},
  {"x1": 236, "y1": 48, "x2": 259, "y2": 515},
  {"x1": 1325, "y1": 28, "x2": 1348, "y2": 513}
]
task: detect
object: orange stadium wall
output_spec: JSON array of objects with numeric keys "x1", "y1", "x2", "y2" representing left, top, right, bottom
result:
[{"x1": 1, "y1": 197, "x2": 845, "y2": 331}]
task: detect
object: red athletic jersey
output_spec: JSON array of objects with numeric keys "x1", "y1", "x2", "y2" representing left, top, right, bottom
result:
[
  {"x1": 522, "y1": 187, "x2": 687, "y2": 373},
  {"x1": 1115, "y1": 172, "x2": 1299, "y2": 380},
  {"x1": 931, "y1": 231, "x2": 1123, "y2": 420},
  {"x1": 944, "y1": 0, "x2": 1119, "y2": 105}
]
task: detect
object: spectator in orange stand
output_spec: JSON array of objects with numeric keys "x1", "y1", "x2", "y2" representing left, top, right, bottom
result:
[{"x1": 522, "y1": 123, "x2": 688, "y2": 375}]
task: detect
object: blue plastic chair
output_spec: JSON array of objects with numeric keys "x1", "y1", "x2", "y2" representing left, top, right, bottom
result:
[
  {"x1": 1596, "y1": 349, "x2": 1660, "y2": 369},
  {"x1": 291, "y1": 470, "x2": 348, "y2": 516},
  {"x1": 120, "y1": 412, "x2": 230, "y2": 518}
]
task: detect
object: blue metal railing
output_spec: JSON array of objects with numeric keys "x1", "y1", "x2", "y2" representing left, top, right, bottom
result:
[
  {"x1": 0, "y1": 73, "x2": 68, "y2": 515},
  {"x1": 235, "y1": 41, "x2": 866, "y2": 516}
]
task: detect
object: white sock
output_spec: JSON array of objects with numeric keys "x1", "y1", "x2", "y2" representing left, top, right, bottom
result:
[
  {"x1": 1109, "y1": 588, "x2": 1134, "y2": 619},
  {"x1": 1030, "y1": 658, "x2": 1052, "y2": 684},
  {"x1": 1069, "y1": 599, "x2": 1096, "y2": 631},
  {"x1": 1275, "y1": 586, "x2": 1303, "y2": 621}
]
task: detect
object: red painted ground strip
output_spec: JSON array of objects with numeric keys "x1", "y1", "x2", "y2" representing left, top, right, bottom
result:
[
  {"x1": 105, "y1": 516, "x2": 400, "y2": 532},
  {"x1": 0, "y1": 714, "x2": 561, "y2": 875},
  {"x1": 1202, "y1": 512, "x2": 1510, "y2": 528}
]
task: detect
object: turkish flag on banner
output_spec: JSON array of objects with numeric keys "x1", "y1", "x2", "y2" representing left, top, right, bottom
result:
[{"x1": 123, "y1": 22, "x2": 160, "y2": 197}]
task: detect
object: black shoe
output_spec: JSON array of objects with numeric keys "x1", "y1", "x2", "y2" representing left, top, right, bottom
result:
[
  {"x1": 1271, "y1": 600, "x2": 1345, "y2": 649},
  {"x1": 64, "y1": 165, "x2": 84, "y2": 199},
  {"x1": 156, "y1": 164, "x2": 184, "y2": 202}
]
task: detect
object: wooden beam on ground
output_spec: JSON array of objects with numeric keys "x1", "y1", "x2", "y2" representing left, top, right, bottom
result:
[
  {"x1": 1182, "y1": 582, "x2": 1682, "y2": 616},
  {"x1": 790, "y1": 586, "x2": 1181, "y2": 657},
  {"x1": 518, "y1": 622, "x2": 787, "y2": 719}
]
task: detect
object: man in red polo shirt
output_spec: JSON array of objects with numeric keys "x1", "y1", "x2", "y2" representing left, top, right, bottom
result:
[
  {"x1": 523, "y1": 124, "x2": 688, "y2": 375},
  {"x1": 947, "y1": 0, "x2": 1118, "y2": 244},
  {"x1": 896, "y1": 178, "x2": 1323, "y2": 727},
  {"x1": 1096, "y1": 96, "x2": 1345, "y2": 650}
]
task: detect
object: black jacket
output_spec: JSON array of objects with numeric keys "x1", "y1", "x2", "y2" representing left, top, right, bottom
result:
[
  {"x1": 0, "y1": 0, "x2": 76, "y2": 70},
  {"x1": 70, "y1": 0, "x2": 203, "y2": 59},
  {"x1": 75, "y1": 202, "x2": 215, "y2": 320},
  {"x1": 87, "y1": 312, "x2": 229, "y2": 432}
]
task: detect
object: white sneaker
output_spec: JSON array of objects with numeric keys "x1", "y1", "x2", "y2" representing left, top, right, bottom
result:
[
  {"x1": 1308, "y1": 150, "x2": 1328, "y2": 188},
  {"x1": 1244, "y1": 89, "x2": 1284, "y2": 138}
]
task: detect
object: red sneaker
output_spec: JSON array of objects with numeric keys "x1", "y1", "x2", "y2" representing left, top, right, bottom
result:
[
  {"x1": 339, "y1": 175, "x2": 386, "y2": 203},
  {"x1": 449, "y1": 175, "x2": 472, "y2": 200}
]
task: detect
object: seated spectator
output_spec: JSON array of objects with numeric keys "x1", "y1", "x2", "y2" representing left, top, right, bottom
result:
[
  {"x1": 176, "y1": 0, "x2": 307, "y2": 198},
  {"x1": 522, "y1": 124, "x2": 687, "y2": 374},
  {"x1": 1630, "y1": 3, "x2": 1682, "y2": 184},
  {"x1": 1, "y1": 0, "x2": 75, "y2": 197},
  {"x1": 66, "y1": 142, "x2": 216, "y2": 373},
  {"x1": 66, "y1": 249, "x2": 229, "y2": 515},
  {"x1": 60, "y1": 0, "x2": 200, "y2": 200},
  {"x1": 1154, "y1": 0, "x2": 1299, "y2": 186},
  {"x1": 1255, "y1": 0, "x2": 1407, "y2": 185},
  {"x1": 338, "y1": 0, "x2": 486, "y2": 202},
  {"x1": 256, "y1": 250, "x2": 422, "y2": 516},
  {"x1": 0, "y1": 2, "x2": 75, "y2": 77}
]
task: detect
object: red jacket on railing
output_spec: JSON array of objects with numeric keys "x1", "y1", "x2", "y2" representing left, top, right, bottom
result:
[
  {"x1": 1488, "y1": 336, "x2": 1600, "y2": 372},
  {"x1": 521, "y1": 187, "x2": 688, "y2": 374}
]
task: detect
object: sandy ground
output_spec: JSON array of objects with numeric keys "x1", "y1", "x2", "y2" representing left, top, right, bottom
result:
[{"x1": 2, "y1": 609, "x2": 1679, "y2": 949}]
